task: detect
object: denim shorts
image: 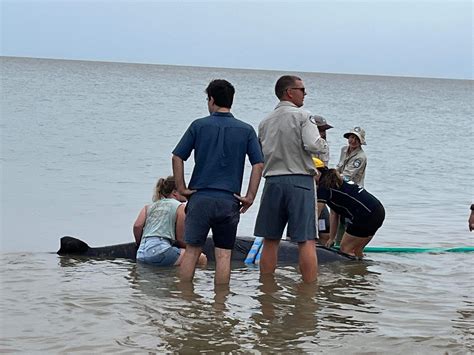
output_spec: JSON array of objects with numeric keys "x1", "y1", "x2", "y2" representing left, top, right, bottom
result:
[
  {"x1": 136, "y1": 237, "x2": 181, "y2": 266},
  {"x1": 254, "y1": 175, "x2": 316, "y2": 242},
  {"x1": 184, "y1": 193, "x2": 240, "y2": 250}
]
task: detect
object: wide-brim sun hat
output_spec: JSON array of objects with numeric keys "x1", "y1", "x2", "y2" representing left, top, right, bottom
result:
[{"x1": 343, "y1": 126, "x2": 366, "y2": 145}]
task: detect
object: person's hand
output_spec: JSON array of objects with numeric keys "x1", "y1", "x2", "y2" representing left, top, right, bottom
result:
[
  {"x1": 234, "y1": 194, "x2": 254, "y2": 213},
  {"x1": 178, "y1": 188, "x2": 196, "y2": 199},
  {"x1": 324, "y1": 238, "x2": 335, "y2": 248},
  {"x1": 469, "y1": 210, "x2": 474, "y2": 232}
]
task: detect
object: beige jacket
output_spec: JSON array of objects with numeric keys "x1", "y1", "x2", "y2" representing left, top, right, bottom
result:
[
  {"x1": 259, "y1": 101, "x2": 328, "y2": 177},
  {"x1": 336, "y1": 146, "x2": 367, "y2": 186}
]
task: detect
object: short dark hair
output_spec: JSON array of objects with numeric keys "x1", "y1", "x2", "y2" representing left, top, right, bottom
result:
[
  {"x1": 275, "y1": 75, "x2": 302, "y2": 99},
  {"x1": 206, "y1": 79, "x2": 235, "y2": 108}
]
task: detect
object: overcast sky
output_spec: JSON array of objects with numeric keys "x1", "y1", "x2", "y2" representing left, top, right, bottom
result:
[{"x1": 1, "y1": 0, "x2": 472, "y2": 79}]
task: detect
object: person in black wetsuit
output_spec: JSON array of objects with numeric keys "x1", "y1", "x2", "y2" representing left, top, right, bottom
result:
[{"x1": 315, "y1": 167, "x2": 385, "y2": 258}]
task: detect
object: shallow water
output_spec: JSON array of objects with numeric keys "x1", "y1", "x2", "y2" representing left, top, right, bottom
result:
[
  {"x1": 1, "y1": 57, "x2": 473, "y2": 352},
  {"x1": 1, "y1": 253, "x2": 472, "y2": 353}
]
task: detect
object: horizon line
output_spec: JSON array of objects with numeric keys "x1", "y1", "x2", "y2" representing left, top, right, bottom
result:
[{"x1": 1, "y1": 55, "x2": 472, "y2": 82}]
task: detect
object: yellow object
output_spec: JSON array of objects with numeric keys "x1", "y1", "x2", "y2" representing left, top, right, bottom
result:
[{"x1": 312, "y1": 157, "x2": 325, "y2": 169}]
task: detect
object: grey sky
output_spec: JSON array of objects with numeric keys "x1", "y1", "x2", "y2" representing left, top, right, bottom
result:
[{"x1": 1, "y1": 0, "x2": 472, "y2": 79}]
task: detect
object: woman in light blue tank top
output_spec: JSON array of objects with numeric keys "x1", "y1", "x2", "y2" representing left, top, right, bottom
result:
[{"x1": 133, "y1": 176, "x2": 207, "y2": 267}]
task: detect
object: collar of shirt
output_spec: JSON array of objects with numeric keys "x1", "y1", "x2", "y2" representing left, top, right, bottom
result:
[
  {"x1": 211, "y1": 112, "x2": 234, "y2": 118},
  {"x1": 275, "y1": 101, "x2": 298, "y2": 110},
  {"x1": 346, "y1": 146, "x2": 363, "y2": 156}
]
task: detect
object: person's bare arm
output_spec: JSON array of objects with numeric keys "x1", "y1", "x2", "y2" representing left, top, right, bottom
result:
[
  {"x1": 317, "y1": 202, "x2": 326, "y2": 218},
  {"x1": 325, "y1": 210, "x2": 339, "y2": 247},
  {"x1": 172, "y1": 154, "x2": 196, "y2": 198},
  {"x1": 234, "y1": 162, "x2": 264, "y2": 213},
  {"x1": 133, "y1": 206, "x2": 147, "y2": 245},
  {"x1": 174, "y1": 204, "x2": 186, "y2": 248}
]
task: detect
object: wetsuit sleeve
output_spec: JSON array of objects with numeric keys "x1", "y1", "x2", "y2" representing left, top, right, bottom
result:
[
  {"x1": 172, "y1": 123, "x2": 196, "y2": 161},
  {"x1": 317, "y1": 187, "x2": 330, "y2": 203}
]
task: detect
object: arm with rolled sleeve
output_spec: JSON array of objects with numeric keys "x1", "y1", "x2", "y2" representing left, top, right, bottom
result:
[
  {"x1": 336, "y1": 146, "x2": 367, "y2": 186},
  {"x1": 349, "y1": 158, "x2": 367, "y2": 186},
  {"x1": 336, "y1": 146, "x2": 346, "y2": 173},
  {"x1": 301, "y1": 115, "x2": 329, "y2": 156},
  {"x1": 342, "y1": 150, "x2": 367, "y2": 186}
]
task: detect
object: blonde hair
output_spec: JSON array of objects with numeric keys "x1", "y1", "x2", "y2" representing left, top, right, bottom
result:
[
  {"x1": 152, "y1": 176, "x2": 176, "y2": 202},
  {"x1": 318, "y1": 169, "x2": 343, "y2": 189}
]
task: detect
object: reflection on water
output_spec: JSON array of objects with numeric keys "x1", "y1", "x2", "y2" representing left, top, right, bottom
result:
[
  {"x1": 317, "y1": 262, "x2": 380, "y2": 338},
  {"x1": 122, "y1": 260, "x2": 383, "y2": 352},
  {"x1": 0, "y1": 253, "x2": 472, "y2": 353},
  {"x1": 2, "y1": 57, "x2": 473, "y2": 353},
  {"x1": 251, "y1": 274, "x2": 320, "y2": 352},
  {"x1": 453, "y1": 299, "x2": 474, "y2": 350}
]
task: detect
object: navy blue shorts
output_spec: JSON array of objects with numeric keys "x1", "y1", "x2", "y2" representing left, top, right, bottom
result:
[
  {"x1": 254, "y1": 175, "x2": 316, "y2": 243},
  {"x1": 184, "y1": 193, "x2": 240, "y2": 250}
]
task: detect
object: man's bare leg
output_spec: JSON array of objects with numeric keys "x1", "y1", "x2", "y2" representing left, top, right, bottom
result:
[
  {"x1": 214, "y1": 247, "x2": 232, "y2": 285},
  {"x1": 260, "y1": 239, "x2": 280, "y2": 275},
  {"x1": 298, "y1": 239, "x2": 318, "y2": 283},
  {"x1": 179, "y1": 245, "x2": 202, "y2": 282}
]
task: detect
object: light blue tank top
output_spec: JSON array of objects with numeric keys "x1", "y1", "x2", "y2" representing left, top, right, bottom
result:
[{"x1": 142, "y1": 198, "x2": 181, "y2": 241}]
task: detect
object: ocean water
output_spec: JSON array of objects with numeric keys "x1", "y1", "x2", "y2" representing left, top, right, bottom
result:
[{"x1": 1, "y1": 57, "x2": 473, "y2": 353}]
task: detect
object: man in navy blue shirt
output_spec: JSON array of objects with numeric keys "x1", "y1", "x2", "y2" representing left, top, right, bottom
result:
[{"x1": 172, "y1": 79, "x2": 264, "y2": 285}]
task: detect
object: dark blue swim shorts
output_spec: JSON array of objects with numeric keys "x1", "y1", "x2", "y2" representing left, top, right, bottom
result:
[{"x1": 184, "y1": 193, "x2": 240, "y2": 250}]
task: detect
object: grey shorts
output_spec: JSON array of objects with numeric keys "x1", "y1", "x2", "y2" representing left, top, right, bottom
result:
[
  {"x1": 184, "y1": 193, "x2": 240, "y2": 250},
  {"x1": 254, "y1": 175, "x2": 316, "y2": 243}
]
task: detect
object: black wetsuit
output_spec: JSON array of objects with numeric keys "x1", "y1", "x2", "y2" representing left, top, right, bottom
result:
[{"x1": 317, "y1": 181, "x2": 385, "y2": 238}]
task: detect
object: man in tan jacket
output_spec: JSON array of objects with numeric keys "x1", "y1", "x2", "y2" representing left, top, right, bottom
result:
[{"x1": 254, "y1": 75, "x2": 328, "y2": 283}]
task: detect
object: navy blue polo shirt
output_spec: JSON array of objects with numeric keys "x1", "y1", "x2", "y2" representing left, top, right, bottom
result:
[{"x1": 173, "y1": 112, "x2": 263, "y2": 198}]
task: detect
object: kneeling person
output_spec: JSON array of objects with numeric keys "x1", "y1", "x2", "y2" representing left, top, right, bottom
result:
[
  {"x1": 133, "y1": 176, "x2": 207, "y2": 267},
  {"x1": 315, "y1": 167, "x2": 385, "y2": 257}
]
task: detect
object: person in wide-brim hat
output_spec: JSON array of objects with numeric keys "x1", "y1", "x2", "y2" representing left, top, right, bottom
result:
[
  {"x1": 343, "y1": 126, "x2": 366, "y2": 145},
  {"x1": 336, "y1": 126, "x2": 367, "y2": 187},
  {"x1": 334, "y1": 127, "x2": 368, "y2": 246}
]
